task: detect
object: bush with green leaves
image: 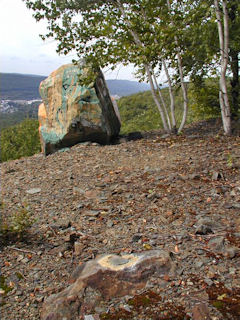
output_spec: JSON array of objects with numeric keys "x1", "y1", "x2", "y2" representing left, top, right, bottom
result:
[
  {"x1": 0, "y1": 202, "x2": 35, "y2": 241},
  {"x1": 188, "y1": 78, "x2": 221, "y2": 120},
  {"x1": 0, "y1": 119, "x2": 41, "y2": 162}
]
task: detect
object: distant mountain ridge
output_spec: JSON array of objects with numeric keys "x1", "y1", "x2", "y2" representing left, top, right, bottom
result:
[{"x1": 0, "y1": 73, "x2": 150, "y2": 100}]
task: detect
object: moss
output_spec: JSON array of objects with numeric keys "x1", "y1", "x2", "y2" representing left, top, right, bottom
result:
[
  {"x1": 100, "y1": 290, "x2": 190, "y2": 320},
  {"x1": 207, "y1": 282, "x2": 240, "y2": 320}
]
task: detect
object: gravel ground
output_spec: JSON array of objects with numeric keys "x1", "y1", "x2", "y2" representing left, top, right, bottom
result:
[{"x1": 1, "y1": 119, "x2": 240, "y2": 320}]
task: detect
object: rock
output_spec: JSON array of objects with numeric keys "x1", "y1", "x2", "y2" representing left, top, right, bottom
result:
[
  {"x1": 195, "y1": 218, "x2": 214, "y2": 235},
  {"x1": 74, "y1": 242, "x2": 84, "y2": 256},
  {"x1": 127, "y1": 131, "x2": 143, "y2": 141},
  {"x1": 192, "y1": 302, "x2": 210, "y2": 320},
  {"x1": 189, "y1": 173, "x2": 201, "y2": 180},
  {"x1": 208, "y1": 236, "x2": 225, "y2": 253},
  {"x1": 26, "y1": 188, "x2": 41, "y2": 194},
  {"x1": 41, "y1": 250, "x2": 173, "y2": 320},
  {"x1": 212, "y1": 171, "x2": 224, "y2": 181},
  {"x1": 131, "y1": 234, "x2": 142, "y2": 242},
  {"x1": 38, "y1": 63, "x2": 121, "y2": 155},
  {"x1": 224, "y1": 246, "x2": 239, "y2": 259},
  {"x1": 84, "y1": 315, "x2": 100, "y2": 320}
]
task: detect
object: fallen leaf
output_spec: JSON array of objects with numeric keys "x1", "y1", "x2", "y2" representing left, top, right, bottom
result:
[
  {"x1": 217, "y1": 293, "x2": 227, "y2": 300},
  {"x1": 143, "y1": 243, "x2": 152, "y2": 250}
]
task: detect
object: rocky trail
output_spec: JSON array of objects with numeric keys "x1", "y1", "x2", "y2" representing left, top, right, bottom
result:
[{"x1": 1, "y1": 119, "x2": 240, "y2": 320}]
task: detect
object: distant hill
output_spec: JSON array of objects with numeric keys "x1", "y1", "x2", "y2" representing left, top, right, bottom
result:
[
  {"x1": 106, "y1": 79, "x2": 150, "y2": 96},
  {"x1": 1, "y1": 73, "x2": 46, "y2": 100},
  {"x1": 0, "y1": 73, "x2": 150, "y2": 100}
]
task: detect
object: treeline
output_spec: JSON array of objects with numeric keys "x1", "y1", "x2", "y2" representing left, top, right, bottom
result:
[{"x1": 0, "y1": 77, "x2": 227, "y2": 162}]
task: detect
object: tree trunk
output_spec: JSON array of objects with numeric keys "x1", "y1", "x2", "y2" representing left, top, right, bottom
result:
[
  {"x1": 163, "y1": 60, "x2": 177, "y2": 133},
  {"x1": 214, "y1": 0, "x2": 232, "y2": 135},
  {"x1": 152, "y1": 71, "x2": 172, "y2": 130},
  {"x1": 229, "y1": 2, "x2": 239, "y2": 119},
  {"x1": 176, "y1": 53, "x2": 188, "y2": 134},
  {"x1": 145, "y1": 65, "x2": 170, "y2": 132},
  {"x1": 229, "y1": 49, "x2": 239, "y2": 119},
  {"x1": 166, "y1": 0, "x2": 188, "y2": 134}
]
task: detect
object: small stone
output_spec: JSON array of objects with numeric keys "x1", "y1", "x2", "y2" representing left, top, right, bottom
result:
[
  {"x1": 0, "y1": 289, "x2": 5, "y2": 295},
  {"x1": 225, "y1": 246, "x2": 239, "y2": 259},
  {"x1": 84, "y1": 315, "x2": 100, "y2": 320},
  {"x1": 230, "y1": 190, "x2": 237, "y2": 197},
  {"x1": 208, "y1": 236, "x2": 225, "y2": 253},
  {"x1": 212, "y1": 171, "x2": 223, "y2": 181},
  {"x1": 107, "y1": 221, "x2": 114, "y2": 228},
  {"x1": 121, "y1": 304, "x2": 132, "y2": 312},
  {"x1": 189, "y1": 173, "x2": 200, "y2": 180},
  {"x1": 17, "y1": 255, "x2": 24, "y2": 262},
  {"x1": 74, "y1": 242, "x2": 84, "y2": 256},
  {"x1": 85, "y1": 210, "x2": 100, "y2": 217},
  {"x1": 229, "y1": 267, "x2": 236, "y2": 275},
  {"x1": 232, "y1": 203, "x2": 240, "y2": 209},
  {"x1": 21, "y1": 258, "x2": 29, "y2": 264},
  {"x1": 26, "y1": 188, "x2": 41, "y2": 194},
  {"x1": 192, "y1": 302, "x2": 210, "y2": 320},
  {"x1": 204, "y1": 277, "x2": 213, "y2": 286},
  {"x1": 195, "y1": 261, "x2": 204, "y2": 268},
  {"x1": 131, "y1": 234, "x2": 142, "y2": 242},
  {"x1": 195, "y1": 218, "x2": 213, "y2": 235}
]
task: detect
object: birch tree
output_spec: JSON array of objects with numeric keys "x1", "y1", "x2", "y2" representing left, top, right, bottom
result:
[
  {"x1": 214, "y1": 0, "x2": 231, "y2": 135},
  {"x1": 23, "y1": 0, "x2": 191, "y2": 134}
]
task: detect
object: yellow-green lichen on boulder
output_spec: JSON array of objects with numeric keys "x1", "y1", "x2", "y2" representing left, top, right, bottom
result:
[{"x1": 38, "y1": 63, "x2": 121, "y2": 155}]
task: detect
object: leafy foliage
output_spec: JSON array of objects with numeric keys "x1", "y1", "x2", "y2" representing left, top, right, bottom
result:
[
  {"x1": 118, "y1": 85, "x2": 214, "y2": 134},
  {"x1": 0, "y1": 119, "x2": 41, "y2": 162},
  {"x1": 188, "y1": 77, "x2": 221, "y2": 120},
  {"x1": 0, "y1": 202, "x2": 35, "y2": 241}
]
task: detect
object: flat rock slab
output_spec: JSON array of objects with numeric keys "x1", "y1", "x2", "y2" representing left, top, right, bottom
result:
[
  {"x1": 26, "y1": 188, "x2": 41, "y2": 194},
  {"x1": 41, "y1": 250, "x2": 173, "y2": 320}
]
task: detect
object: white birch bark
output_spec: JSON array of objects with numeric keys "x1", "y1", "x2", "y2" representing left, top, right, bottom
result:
[
  {"x1": 166, "y1": 0, "x2": 188, "y2": 134},
  {"x1": 145, "y1": 65, "x2": 170, "y2": 132},
  {"x1": 152, "y1": 71, "x2": 172, "y2": 130},
  {"x1": 214, "y1": 0, "x2": 232, "y2": 135},
  {"x1": 163, "y1": 60, "x2": 177, "y2": 132}
]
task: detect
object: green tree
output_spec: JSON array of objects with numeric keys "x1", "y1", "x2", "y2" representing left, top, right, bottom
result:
[
  {"x1": 182, "y1": 0, "x2": 240, "y2": 134},
  {"x1": 0, "y1": 119, "x2": 41, "y2": 162},
  {"x1": 23, "y1": 0, "x2": 191, "y2": 134}
]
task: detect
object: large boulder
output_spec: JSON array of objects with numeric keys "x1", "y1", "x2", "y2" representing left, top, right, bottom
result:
[
  {"x1": 41, "y1": 250, "x2": 173, "y2": 320},
  {"x1": 38, "y1": 63, "x2": 121, "y2": 155}
]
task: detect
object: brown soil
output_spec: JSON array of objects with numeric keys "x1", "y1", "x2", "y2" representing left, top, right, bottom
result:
[{"x1": 1, "y1": 118, "x2": 240, "y2": 320}]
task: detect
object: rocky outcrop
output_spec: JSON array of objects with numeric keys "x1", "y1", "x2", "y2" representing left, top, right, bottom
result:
[
  {"x1": 41, "y1": 250, "x2": 173, "y2": 320},
  {"x1": 38, "y1": 63, "x2": 121, "y2": 155}
]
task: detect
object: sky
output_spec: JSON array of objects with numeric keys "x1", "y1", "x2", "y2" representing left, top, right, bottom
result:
[{"x1": 0, "y1": 0, "x2": 136, "y2": 80}]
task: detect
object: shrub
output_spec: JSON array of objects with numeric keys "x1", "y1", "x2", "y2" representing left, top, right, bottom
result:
[{"x1": 0, "y1": 202, "x2": 35, "y2": 241}]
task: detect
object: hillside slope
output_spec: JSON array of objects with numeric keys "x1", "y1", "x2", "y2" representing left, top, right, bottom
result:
[
  {"x1": 1, "y1": 120, "x2": 240, "y2": 319},
  {"x1": 0, "y1": 73, "x2": 150, "y2": 100}
]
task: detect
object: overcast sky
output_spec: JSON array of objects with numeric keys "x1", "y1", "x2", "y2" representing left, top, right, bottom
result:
[{"x1": 0, "y1": 0, "x2": 136, "y2": 80}]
